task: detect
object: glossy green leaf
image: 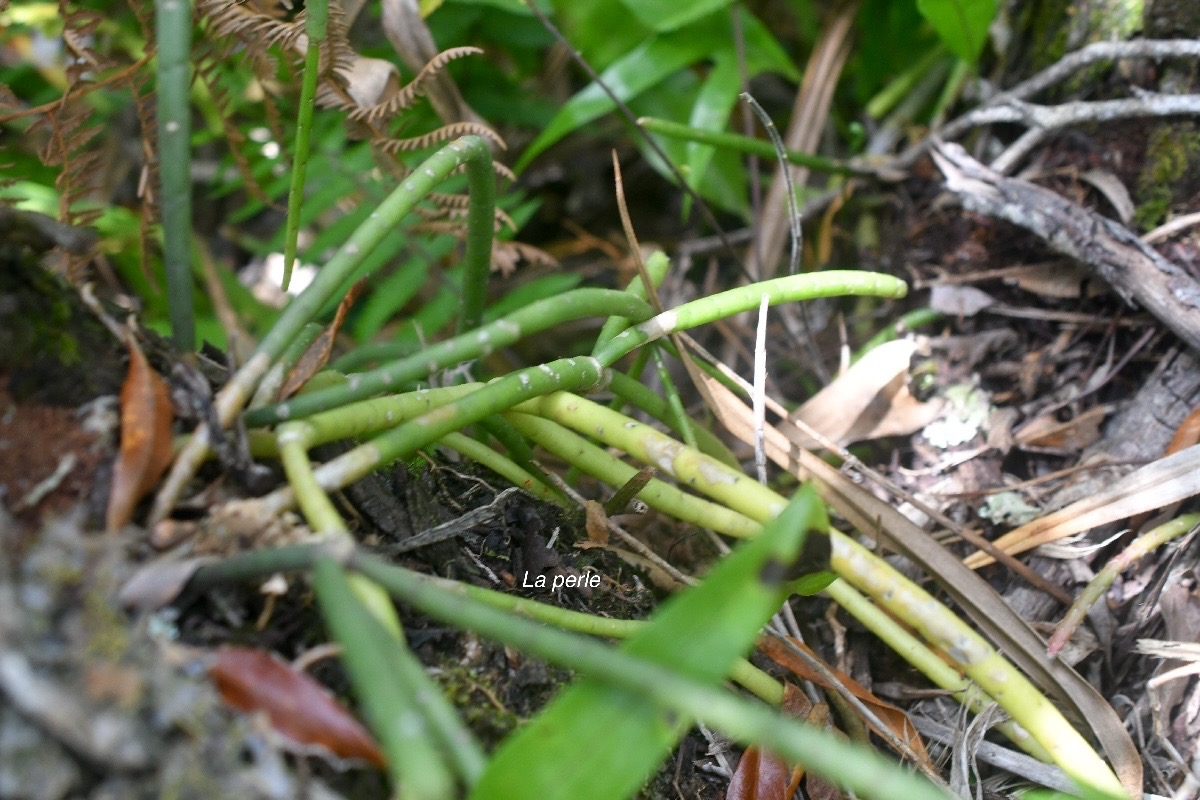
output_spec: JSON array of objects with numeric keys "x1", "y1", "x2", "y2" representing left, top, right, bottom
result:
[
  {"x1": 684, "y1": 54, "x2": 740, "y2": 212},
  {"x1": 547, "y1": 0, "x2": 649, "y2": 71},
  {"x1": 915, "y1": 0, "x2": 997, "y2": 63},
  {"x1": 515, "y1": 33, "x2": 709, "y2": 171},
  {"x1": 471, "y1": 486, "x2": 828, "y2": 800},
  {"x1": 633, "y1": 73, "x2": 749, "y2": 217},
  {"x1": 616, "y1": 0, "x2": 731, "y2": 32},
  {"x1": 516, "y1": 8, "x2": 797, "y2": 172},
  {"x1": 350, "y1": 255, "x2": 430, "y2": 342}
]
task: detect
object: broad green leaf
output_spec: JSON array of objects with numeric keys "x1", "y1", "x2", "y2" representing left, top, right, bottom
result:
[
  {"x1": 514, "y1": 32, "x2": 710, "y2": 171},
  {"x1": 915, "y1": 0, "x2": 996, "y2": 63},
  {"x1": 515, "y1": 9, "x2": 797, "y2": 171},
  {"x1": 616, "y1": 0, "x2": 731, "y2": 32},
  {"x1": 471, "y1": 486, "x2": 828, "y2": 800},
  {"x1": 633, "y1": 73, "x2": 749, "y2": 217},
  {"x1": 549, "y1": 0, "x2": 649, "y2": 71},
  {"x1": 350, "y1": 255, "x2": 430, "y2": 342},
  {"x1": 684, "y1": 54, "x2": 740, "y2": 213}
]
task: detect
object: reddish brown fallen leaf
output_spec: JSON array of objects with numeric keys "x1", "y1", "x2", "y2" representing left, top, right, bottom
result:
[
  {"x1": 106, "y1": 333, "x2": 174, "y2": 530},
  {"x1": 758, "y1": 636, "x2": 932, "y2": 771},
  {"x1": 1167, "y1": 403, "x2": 1200, "y2": 455},
  {"x1": 727, "y1": 683, "x2": 809, "y2": 800},
  {"x1": 1129, "y1": 402, "x2": 1200, "y2": 532},
  {"x1": 278, "y1": 278, "x2": 368, "y2": 400},
  {"x1": 208, "y1": 646, "x2": 385, "y2": 768}
]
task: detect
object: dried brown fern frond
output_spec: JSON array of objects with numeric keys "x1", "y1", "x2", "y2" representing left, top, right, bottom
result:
[
  {"x1": 322, "y1": 46, "x2": 482, "y2": 123},
  {"x1": 199, "y1": 0, "x2": 305, "y2": 54},
  {"x1": 412, "y1": 221, "x2": 558, "y2": 278},
  {"x1": 374, "y1": 121, "x2": 506, "y2": 154},
  {"x1": 198, "y1": 0, "x2": 354, "y2": 79},
  {"x1": 416, "y1": 201, "x2": 517, "y2": 233},
  {"x1": 192, "y1": 40, "x2": 281, "y2": 210},
  {"x1": 129, "y1": 67, "x2": 160, "y2": 283},
  {"x1": 492, "y1": 240, "x2": 558, "y2": 277}
]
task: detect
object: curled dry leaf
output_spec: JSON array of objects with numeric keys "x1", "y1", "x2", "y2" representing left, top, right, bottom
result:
[
  {"x1": 208, "y1": 646, "x2": 385, "y2": 769},
  {"x1": 788, "y1": 340, "x2": 944, "y2": 449},
  {"x1": 106, "y1": 333, "x2": 175, "y2": 530},
  {"x1": 118, "y1": 555, "x2": 216, "y2": 609},
  {"x1": 758, "y1": 636, "x2": 932, "y2": 771},
  {"x1": 279, "y1": 278, "x2": 368, "y2": 400}
]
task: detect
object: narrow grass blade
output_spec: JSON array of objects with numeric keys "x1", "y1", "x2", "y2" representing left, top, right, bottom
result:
[{"x1": 470, "y1": 486, "x2": 826, "y2": 800}]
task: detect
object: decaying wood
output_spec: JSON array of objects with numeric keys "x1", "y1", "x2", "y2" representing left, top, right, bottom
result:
[{"x1": 932, "y1": 141, "x2": 1200, "y2": 353}]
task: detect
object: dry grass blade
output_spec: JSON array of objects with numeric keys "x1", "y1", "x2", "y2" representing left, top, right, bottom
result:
[
  {"x1": 748, "y1": 3, "x2": 857, "y2": 281},
  {"x1": 964, "y1": 445, "x2": 1200, "y2": 568}
]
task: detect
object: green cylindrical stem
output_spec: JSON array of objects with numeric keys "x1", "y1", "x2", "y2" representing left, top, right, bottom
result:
[
  {"x1": 312, "y1": 557, "x2": 458, "y2": 799},
  {"x1": 519, "y1": 391, "x2": 785, "y2": 522},
  {"x1": 153, "y1": 136, "x2": 496, "y2": 523},
  {"x1": 825, "y1": 580, "x2": 1053, "y2": 763},
  {"x1": 593, "y1": 250, "x2": 671, "y2": 352},
  {"x1": 504, "y1": 411, "x2": 760, "y2": 539},
  {"x1": 156, "y1": 0, "x2": 195, "y2": 350},
  {"x1": 288, "y1": 385, "x2": 479, "y2": 447},
  {"x1": 438, "y1": 431, "x2": 560, "y2": 504},
  {"x1": 280, "y1": 0, "x2": 326, "y2": 291},
  {"x1": 258, "y1": 136, "x2": 495, "y2": 365},
  {"x1": 250, "y1": 322, "x2": 325, "y2": 408},
  {"x1": 458, "y1": 134, "x2": 497, "y2": 335},
  {"x1": 245, "y1": 289, "x2": 653, "y2": 427},
  {"x1": 593, "y1": 271, "x2": 907, "y2": 365},
  {"x1": 830, "y1": 533, "x2": 1125, "y2": 796},
  {"x1": 253, "y1": 358, "x2": 613, "y2": 515},
  {"x1": 513, "y1": 390, "x2": 1123, "y2": 793},
  {"x1": 1049, "y1": 512, "x2": 1200, "y2": 656},
  {"x1": 637, "y1": 117, "x2": 866, "y2": 177},
  {"x1": 348, "y1": 553, "x2": 953, "y2": 800}
]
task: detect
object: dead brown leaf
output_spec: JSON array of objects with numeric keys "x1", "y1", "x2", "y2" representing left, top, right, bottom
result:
[
  {"x1": 106, "y1": 333, "x2": 174, "y2": 530},
  {"x1": 758, "y1": 636, "x2": 931, "y2": 769},
  {"x1": 278, "y1": 278, "x2": 368, "y2": 400},
  {"x1": 787, "y1": 340, "x2": 944, "y2": 448},
  {"x1": 583, "y1": 500, "x2": 609, "y2": 545},
  {"x1": 1015, "y1": 405, "x2": 1108, "y2": 452},
  {"x1": 208, "y1": 646, "x2": 385, "y2": 768}
]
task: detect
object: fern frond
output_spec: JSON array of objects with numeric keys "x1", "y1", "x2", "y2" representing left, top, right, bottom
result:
[
  {"x1": 192, "y1": 41, "x2": 280, "y2": 209},
  {"x1": 492, "y1": 239, "x2": 558, "y2": 277},
  {"x1": 412, "y1": 221, "x2": 556, "y2": 277},
  {"x1": 326, "y1": 46, "x2": 482, "y2": 123},
  {"x1": 375, "y1": 121, "x2": 505, "y2": 154}
]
